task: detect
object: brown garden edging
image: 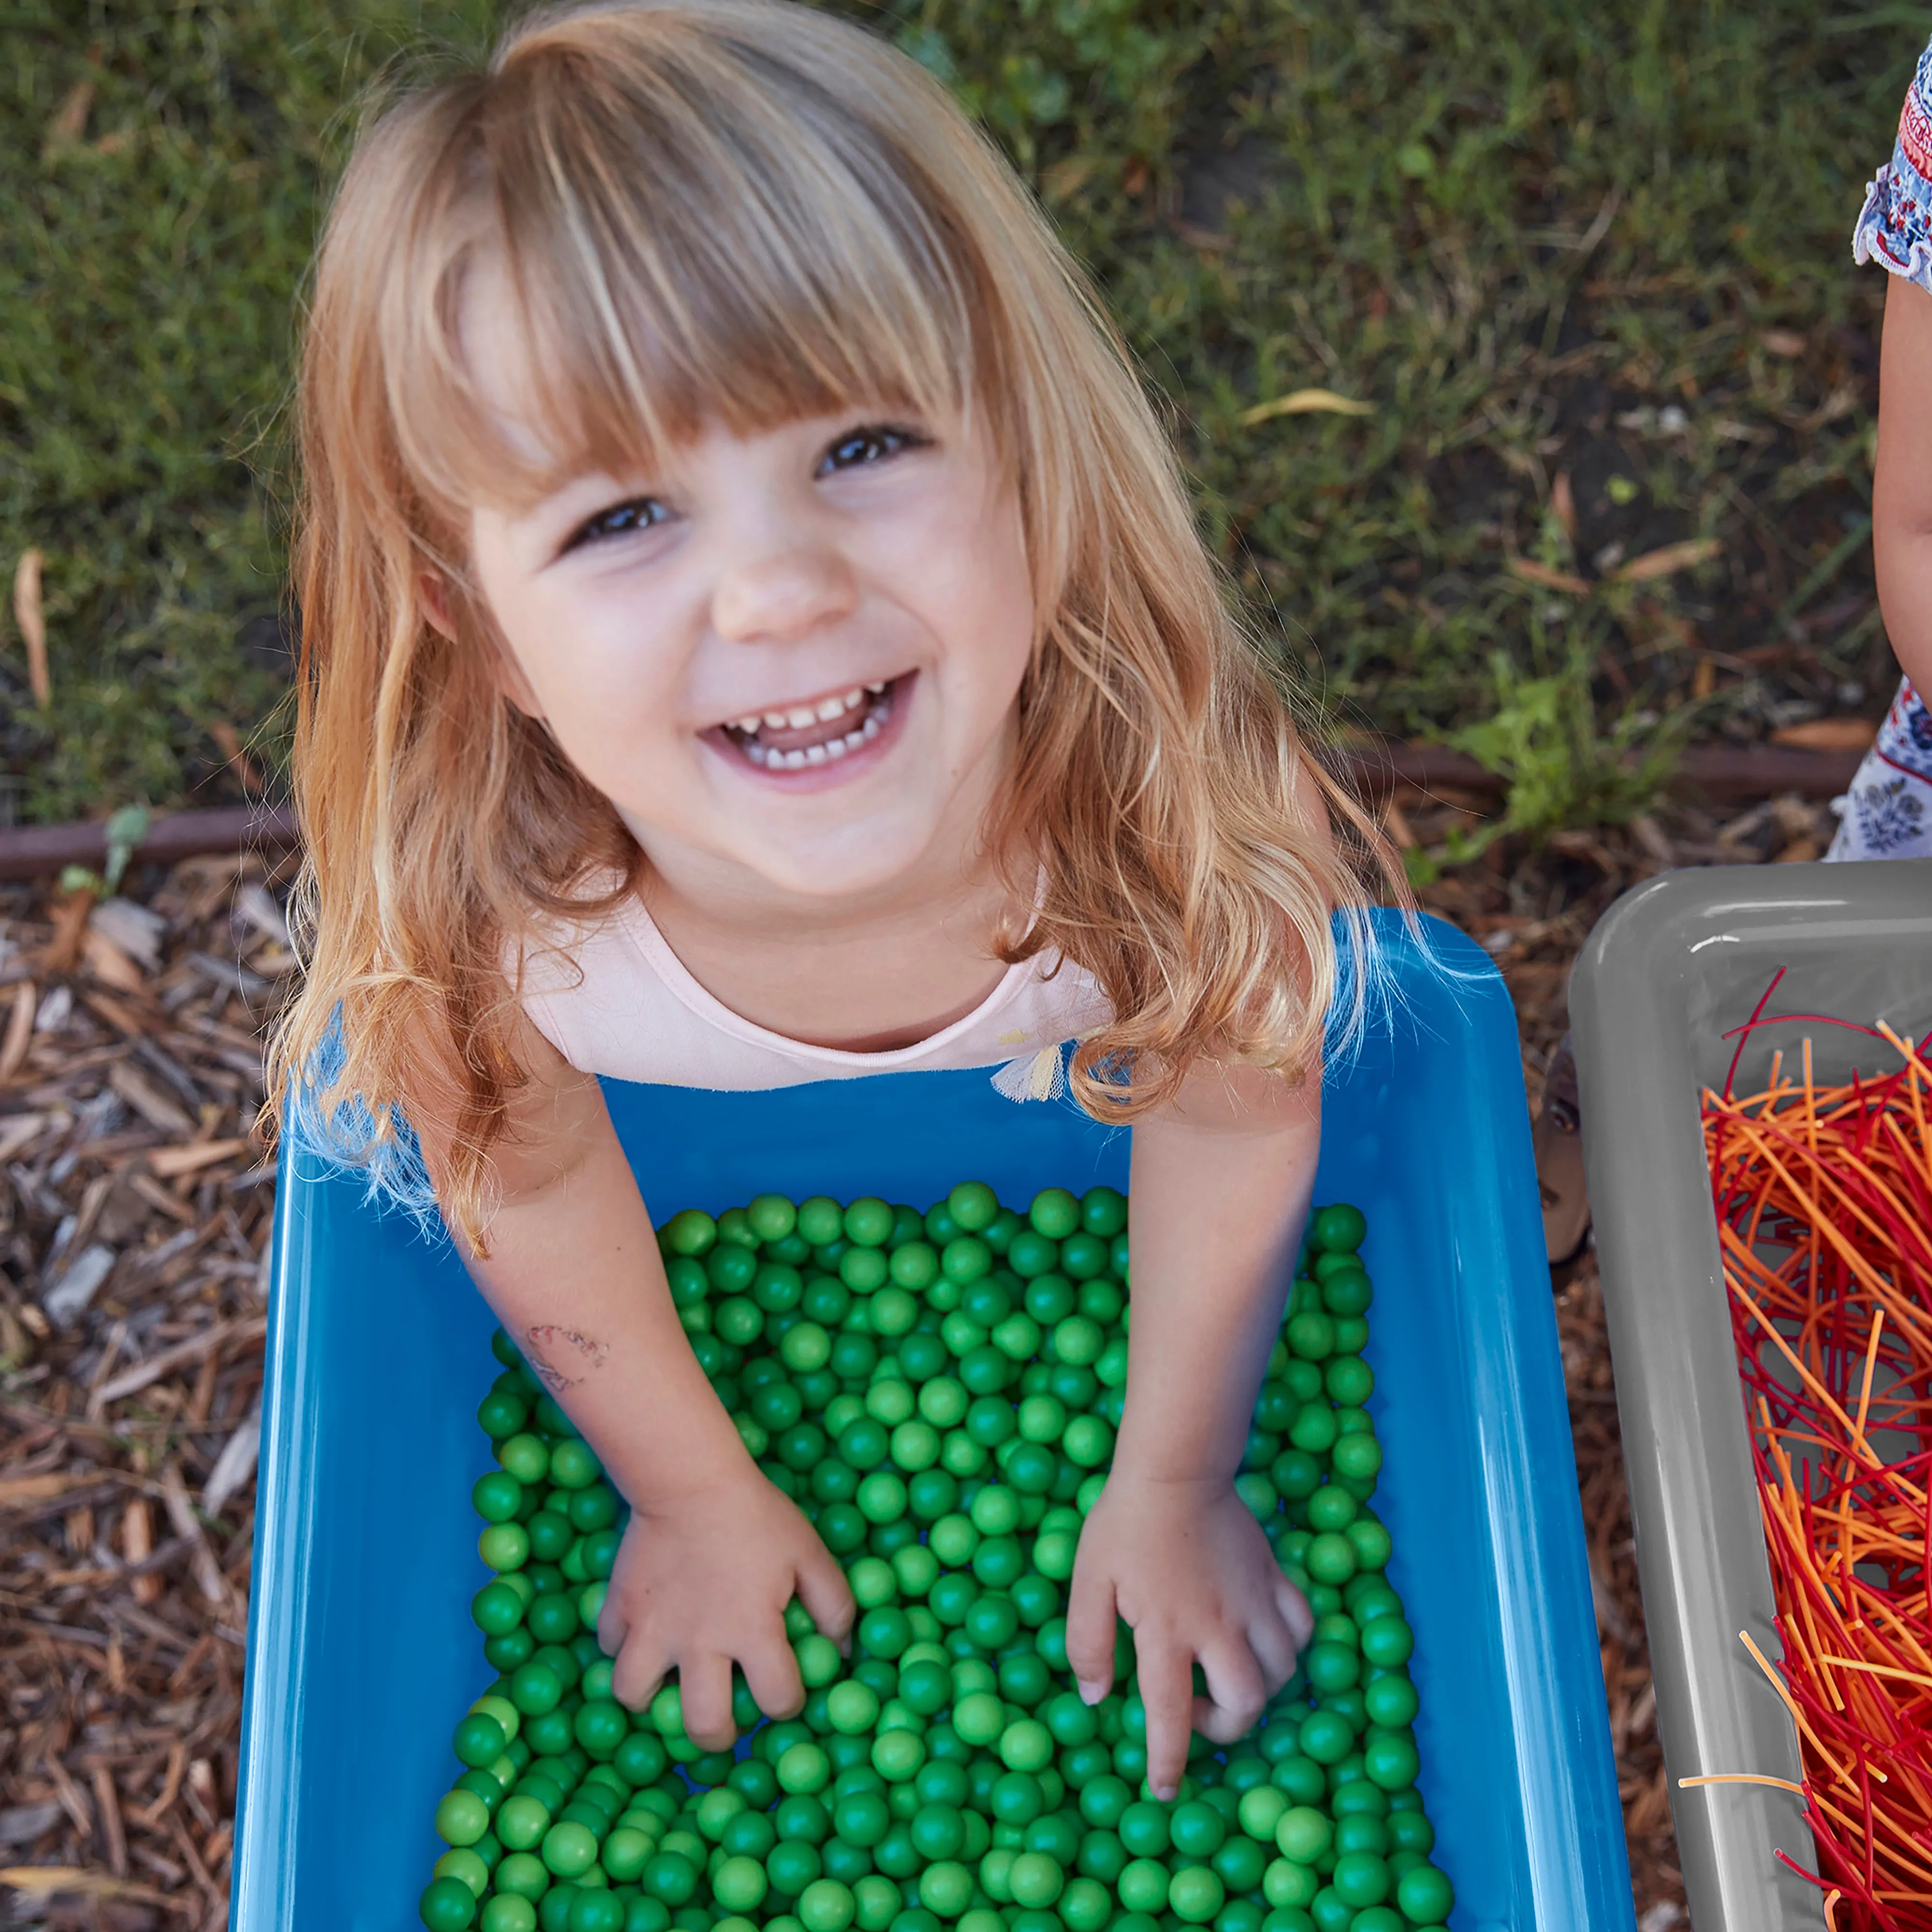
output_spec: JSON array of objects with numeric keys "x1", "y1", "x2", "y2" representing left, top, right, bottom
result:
[
  {"x1": 0, "y1": 742, "x2": 1867, "y2": 884},
  {"x1": 0, "y1": 804, "x2": 298, "y2": 883},
  {"x1": 1337, "y1": 739, "x2": 1867, "y2": 805}
]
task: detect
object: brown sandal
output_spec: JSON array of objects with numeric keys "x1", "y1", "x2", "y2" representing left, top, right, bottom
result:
[{"x1": 1534, "y1": 1033, "x2": 1591, "y2": 1269}]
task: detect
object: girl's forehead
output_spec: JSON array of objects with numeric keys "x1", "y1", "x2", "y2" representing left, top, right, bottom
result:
[
  {"x1": 456, "y1": 254, "x2": 555, "y2": 469},
  {"x1": 448, "y1": 246, "x2": 975, "y2": 511},
  {"x1": 451, "y1": 252, "x2": 705, "y2": 510}
]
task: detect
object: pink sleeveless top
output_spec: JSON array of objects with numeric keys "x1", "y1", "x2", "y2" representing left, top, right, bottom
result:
[{"x1": 516, "y1": 890, "x2": 1115, "y2": 1105}]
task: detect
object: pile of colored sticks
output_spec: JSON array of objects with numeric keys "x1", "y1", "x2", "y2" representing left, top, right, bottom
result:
[{"x1": 1701, "y1": 996, "x2": 1932, "y2": 1932}]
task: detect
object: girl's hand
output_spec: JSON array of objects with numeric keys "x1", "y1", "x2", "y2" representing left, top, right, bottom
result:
[
  {"x1": 597, "y1": 1463, "x2": 854, "y2": 1749},
  {"x1": 1065, "y1": 1472, "x2": 1313, "y2": 1801}
]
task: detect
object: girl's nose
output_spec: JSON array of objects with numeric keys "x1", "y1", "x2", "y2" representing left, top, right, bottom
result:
[{"x1": 710, "y1": 539, "x2": 858, "y2": 647}]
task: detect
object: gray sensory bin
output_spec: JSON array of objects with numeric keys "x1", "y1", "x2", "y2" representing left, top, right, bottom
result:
[{"x1": 1570, "y1": 856, "x2": 1932, "y2": 1932}]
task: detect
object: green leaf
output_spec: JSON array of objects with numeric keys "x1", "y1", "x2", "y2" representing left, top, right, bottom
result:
[
  {"x1": 101, "y1": 803, "x2": 152, "y2": 893},
  {"x1": 1440, "y1": 646, "x2": 1683, "y2": 855}
]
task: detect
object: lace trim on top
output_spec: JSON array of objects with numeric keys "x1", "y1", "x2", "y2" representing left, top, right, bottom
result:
[{"x1": 1853, "y1": 35, "x2": 1932, "y2": 296}]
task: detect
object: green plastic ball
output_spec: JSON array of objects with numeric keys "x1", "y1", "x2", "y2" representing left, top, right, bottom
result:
[
  {"x1": 1309, "y1": 1204, "x2": 1366, "y2": 1252},
  {"x1": 420, "y1": 1876, "x2": 480, "y2": 1929},
  {"x1": 541, "y1": 1821, "x2": 599, "y2": 1879},
  {"x1": 435, "y1": 1790, "x2": 492, "y2": 1848},
  {"x1": 1007, "y1": 1851, "x2": 1065, "y2": 1908},
  {"x1": 1167, "y1": 1866, "x2": 1225, "y2": 1925},
  {"x1": 453, "y1": 1712, "x2": 508, "y2": 1769},
  {"x1": 1396, "y1": 1862, "x2": 1454, "y2": 1922},
  {"x1": 1362, "y1": 1731, "x2": 1421, "y2": 1791}
]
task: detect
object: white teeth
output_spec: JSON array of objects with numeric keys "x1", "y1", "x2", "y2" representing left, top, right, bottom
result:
[
  {"x1": 734, "y1": 683, "x2": 893, "y2": 770},
  {"x1": 734, "y1": 688, "x2": 876, "y2": 738}
]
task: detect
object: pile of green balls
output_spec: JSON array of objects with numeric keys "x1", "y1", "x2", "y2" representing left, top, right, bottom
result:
[{"x1": 418, "y1": 1183, "x2": 1455, "y2": 1932}]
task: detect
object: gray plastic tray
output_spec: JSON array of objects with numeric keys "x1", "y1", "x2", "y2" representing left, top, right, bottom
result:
[{"x1": 1570, "y1": 857, "x2": 1932, "y2": 1932}]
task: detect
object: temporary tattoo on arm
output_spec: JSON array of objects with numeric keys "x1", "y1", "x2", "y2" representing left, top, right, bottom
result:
[{"x1": 525, "y1": 1324, "x2": 610, "y2": 1392}]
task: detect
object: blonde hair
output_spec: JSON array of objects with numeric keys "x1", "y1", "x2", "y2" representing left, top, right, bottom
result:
[{"x1": 265, "y1": 0, "x2": 1406, "y2": 1256}]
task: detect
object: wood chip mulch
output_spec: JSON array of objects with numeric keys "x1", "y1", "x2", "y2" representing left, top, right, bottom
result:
[
  {"x1": 0, "y1": 789, "x2": 1849, "y2": 1929},
  {"x1": 0, "y1": 851, "x2": 298, "y2": 1931}
]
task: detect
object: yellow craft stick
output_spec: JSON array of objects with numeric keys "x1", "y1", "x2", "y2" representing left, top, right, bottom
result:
[
  {"x1": 1738, "y1": 1629, "x2": 1859, "y2": 1789},
  {"x1": 1855, "y1": 1307, "x2": 1887, "y2": 1474},
  {"x1": 1677, "y1": 1773, "x2": 1806, "y2": 1794},
  {"x1": 1818, "y1": 1655, "x2": 1932, "y2": 1691}
]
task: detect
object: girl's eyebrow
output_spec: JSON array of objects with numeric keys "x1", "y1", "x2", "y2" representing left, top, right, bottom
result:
[{"x1": 528, "y1": 410, "x2": 945, "y2": 533}]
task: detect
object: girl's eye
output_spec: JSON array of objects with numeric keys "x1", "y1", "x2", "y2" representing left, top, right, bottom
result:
[
  {"x1": 565, "y1": 496, "x2": 668, "y2": 552},
  {"x1": 819, "y1": 423, "x2": 928, "y2": 475}
]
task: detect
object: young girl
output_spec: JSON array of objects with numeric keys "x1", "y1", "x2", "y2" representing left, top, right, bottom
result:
[
  {"x1": 1828, "y1": 31, "x2": 1932, "y2": 860},
  {"x1": 269, "y1": 0, "x2": 1400, "y2": 1807}
]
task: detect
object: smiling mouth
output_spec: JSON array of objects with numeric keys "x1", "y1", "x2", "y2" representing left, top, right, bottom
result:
[{"x1": 718, "y1": 676, "x2": 905, "y2": 771}]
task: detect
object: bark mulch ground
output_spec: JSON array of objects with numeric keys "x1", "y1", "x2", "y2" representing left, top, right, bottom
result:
[
  {"x1": 0, "y1": 790, "x2": 1847, "y2": 1928},
  {"x1": 0, "y1": 850, "x2": 298, "y2": 1929}
]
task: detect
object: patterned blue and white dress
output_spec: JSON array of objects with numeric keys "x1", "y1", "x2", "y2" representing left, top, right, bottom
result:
[{"x1": 1831, "y1": 31, "x2": 1932, "y2": 860}]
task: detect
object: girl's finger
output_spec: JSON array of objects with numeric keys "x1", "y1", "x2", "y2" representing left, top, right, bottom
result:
[
  {"x1": 596, "y1": 1592, "x2": 631, "y2": 1663},
  {"x1": 1191, "y1": 1692, "x2": 1263, "y2": 1746},
  {"x1": 1134, "y1": 1635, "x2": 1194, "y2": 1803},
  {"x1": 1193, "y1": 1637, "x2": 1267, "y2": 1744},
  {"x1": 796, "y1": 1538, "x2": 858, "y2": 1649},
  {"x1": 743, "y1": 1624, "x2": 808, "y2": 1726},
  {"x1": 1063, "y1": 1562, "x2": 1119, "y2": 1705},
  {"x1": 1277, "y1": 1576, "x2": 1315, "y2": 1650},
  {"x1": 611, "y1": 1632, "x2": 669, "y2": 1713},
  {"x1": 678, "y1": 1650, "x2": 738, "y2": 1751},
  {"x1": 1247, "y1": 1604, "x2": 1302, "y2": 1695}
]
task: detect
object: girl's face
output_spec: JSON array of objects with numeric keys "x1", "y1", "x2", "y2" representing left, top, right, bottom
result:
[{"x1": 459, "y1": 267, "x2": 1037, "y2": 910}]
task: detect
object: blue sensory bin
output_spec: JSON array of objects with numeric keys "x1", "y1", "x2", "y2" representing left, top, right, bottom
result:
[{"x1": 233, "y1": 913, "x2": 1633, "y2": 1931}]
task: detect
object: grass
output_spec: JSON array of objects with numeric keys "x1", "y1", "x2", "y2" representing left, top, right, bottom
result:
[{"x1": 1, "y1": 0, "x2": 1923, "y2": 827}]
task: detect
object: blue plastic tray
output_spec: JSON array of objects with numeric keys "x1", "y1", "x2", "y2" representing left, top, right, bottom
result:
[{"x1": 232, "y1": 913, "x2": 1631, "y2": 1932}]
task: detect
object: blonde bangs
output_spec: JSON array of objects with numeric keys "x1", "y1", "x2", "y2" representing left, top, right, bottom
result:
[{"x1": 379, "y1": 1, "x2": 1002, "y2": 527}]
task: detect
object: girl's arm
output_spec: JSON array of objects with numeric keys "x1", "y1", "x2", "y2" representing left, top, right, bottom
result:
[
  {"x1": 1063, "y1": 1052, "x2": 1319, "y2": 1800},
  {"x1": 417, "y1": 1008, "x2": 853, "y2": 1747},
  {"x1": 1874, "y1": 275, "x2": 1932, "y2": 697}
]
